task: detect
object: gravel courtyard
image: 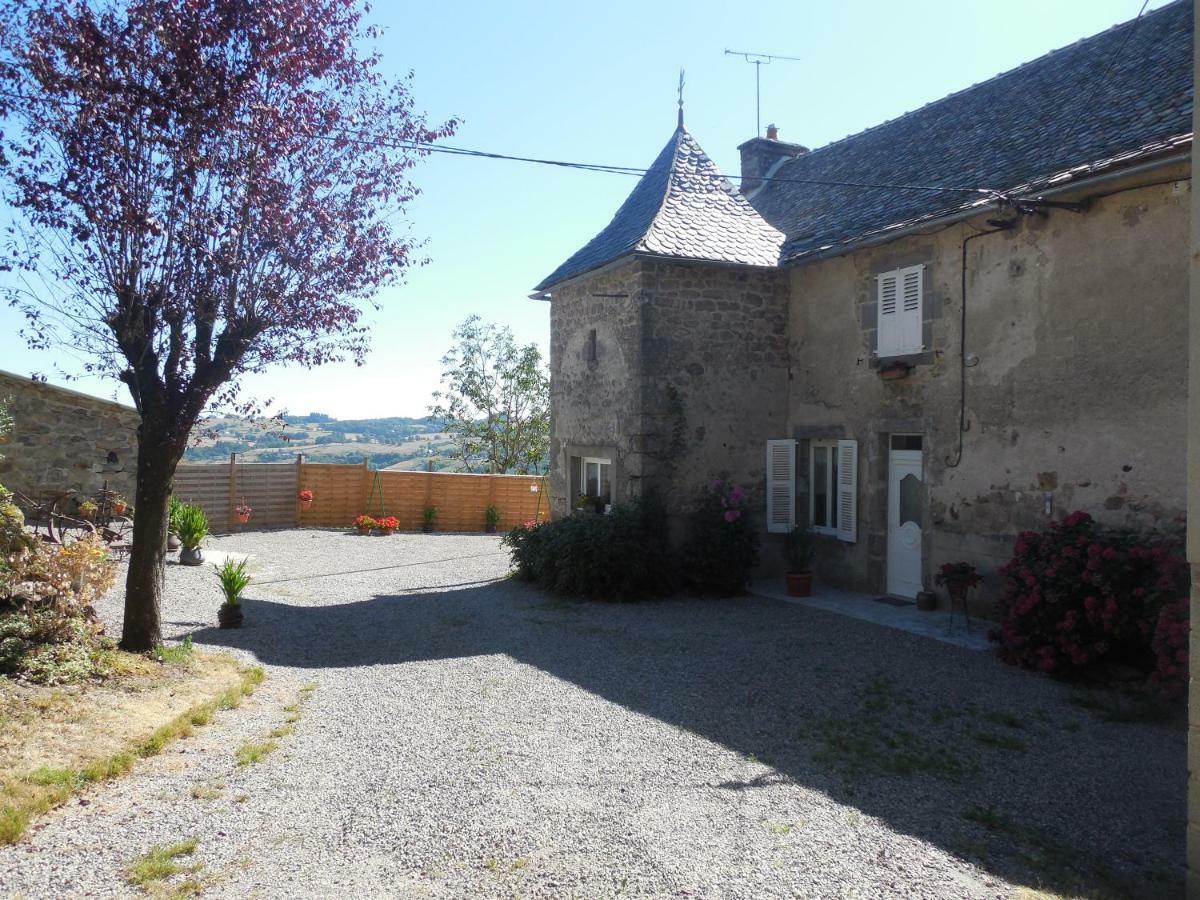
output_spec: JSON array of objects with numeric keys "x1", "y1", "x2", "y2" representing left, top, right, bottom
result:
[{"x1": 0, "y1": 530, "x2": 1185, "y2": 898}]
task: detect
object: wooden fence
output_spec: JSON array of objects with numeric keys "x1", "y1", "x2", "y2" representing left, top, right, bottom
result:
[{"x1": 174, "y1": 455, "x2": 550, "y2": 534}]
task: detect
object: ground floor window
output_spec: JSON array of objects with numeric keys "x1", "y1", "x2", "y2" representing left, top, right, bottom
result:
[
  {"x1": 577, "y1": 456, "x2": 611, "y2": 508},
  {"x1": 810, "y1": 440, "x2": 838, "y2": 535}
]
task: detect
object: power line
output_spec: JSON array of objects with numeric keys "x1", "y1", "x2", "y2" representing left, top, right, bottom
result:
[{"x1": 0, "y1": 86, "x2": 1001, "y2": 198}]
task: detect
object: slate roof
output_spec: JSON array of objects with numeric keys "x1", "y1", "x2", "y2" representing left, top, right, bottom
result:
[
  {"x1": 534, "y1": 126, "x2": 784, "y2": 292},
  {"x1": 751, "y1": 0, "x2": 1194, "y2": 263}
]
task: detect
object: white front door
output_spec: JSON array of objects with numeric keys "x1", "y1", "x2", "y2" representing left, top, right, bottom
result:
[{"x1": 887, "y1": 447, "x2": 924, "y2": 598}]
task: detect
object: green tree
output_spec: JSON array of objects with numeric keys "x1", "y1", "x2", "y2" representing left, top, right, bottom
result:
[{"x1": 430, "y1": 317, "x2": 549, "y2": 475}]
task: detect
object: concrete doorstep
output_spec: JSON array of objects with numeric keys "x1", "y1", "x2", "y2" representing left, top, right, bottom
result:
[{"x1": 750, "y1": 579, "x2": 993, "y2": 652}]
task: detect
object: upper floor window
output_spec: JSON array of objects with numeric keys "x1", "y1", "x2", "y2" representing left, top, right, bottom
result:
[{"x1": 876, "y1": 264, "x2": 925, "y2": 357}]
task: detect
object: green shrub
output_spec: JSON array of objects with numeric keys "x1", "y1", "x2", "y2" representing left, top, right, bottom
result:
[
  {"x1": 503, "y1": 495, "x2": 674, "y2": 601},
  {"x1": 174, "y1": 504, "x2": 209, "y2": 550},
  {"x1": 680, "y1": 478, "x2": 759, "y2": 595},
  {"x1": 168, "y1": 496, "x2": 185, "y2": 535}
]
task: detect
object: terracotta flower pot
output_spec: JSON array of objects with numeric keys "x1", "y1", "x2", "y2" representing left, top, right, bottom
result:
[
  {"x1": 218, "y1": 603, "x2": 243, "y2": 629},
  {"x1": 916, "y1": 591, "x2": 938, "y2": 612},
  {"x1": 300, "y1": 498, "x2": 313, "y2": 510},
  {"x1": 785, "y1": 571, "x2": 813, "y2": 597},
  {"x1": 113, "y1": 502, "x2": 127, "y2": 515},
  {"x1": 236, "y1": 512, "x2": 250, "y2": 524},
  {"x1": 167, "y1": 533, "x2": 182, "y2": 551}
]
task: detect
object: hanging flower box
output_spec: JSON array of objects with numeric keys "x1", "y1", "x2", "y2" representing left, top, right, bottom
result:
[
  {"x1": 298, "y1": 489, "x2": 313, "y2": 510},
  {"x1": 235, "y1": 501, "x2": 253, "y2": 524}
]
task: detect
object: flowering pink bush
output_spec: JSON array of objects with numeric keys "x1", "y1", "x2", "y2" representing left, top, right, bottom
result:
[
  {"x1": 992, "y1": 511, "x2": 1188, "y2": 695},
  {"x1": 681, "y1": 478, "x2": 758, "y2": 595}
]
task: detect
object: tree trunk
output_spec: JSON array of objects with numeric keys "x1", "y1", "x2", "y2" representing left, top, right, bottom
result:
[{"x1": 120, "y1": 423, "x2": 182, "y2": 651}]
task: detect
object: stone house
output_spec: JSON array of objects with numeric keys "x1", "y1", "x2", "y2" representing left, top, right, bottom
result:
[
  {"x1": 532, "y1": 1, "x2": 1193, "y2": 604},
  {"x1": 0, "y1": 370, "x2": 139, "y2": 503}
]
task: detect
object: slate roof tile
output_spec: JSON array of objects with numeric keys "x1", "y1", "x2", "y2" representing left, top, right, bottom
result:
[
  {"x1": 751, "y1": 0, "x2": 1193, "y2": 262},
  {"x1": 534, "y1": 127, "x2": 784, "y2": 292}
]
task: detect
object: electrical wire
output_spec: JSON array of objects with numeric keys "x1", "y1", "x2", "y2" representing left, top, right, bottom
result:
[{"x1": 0, "y1": 85, "x2": 1001, "y2": 199}]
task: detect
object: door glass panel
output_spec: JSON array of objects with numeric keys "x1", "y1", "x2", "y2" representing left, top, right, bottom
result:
[
  {"x1": 899, "y1": 473, "x2": 922, "y2": 528},
  {"x1": 812, "y1": 445, "x2": 828, "y2": 528},
  {"x1": 891, "y1": 434, "x2": 923, "y2": 451}
]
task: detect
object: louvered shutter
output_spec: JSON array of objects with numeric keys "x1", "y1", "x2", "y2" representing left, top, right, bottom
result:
[
  {"x1": 900, "y1": 265, "x2": 924, "y2": 354},
  {"x1": 876, "y1": 265, "x2": 924, "y2": 357},
  {"x1": 876, "y1": 270, "x2": 900, "y2": 356},
  {"x1": 765, "y1": 439, "x2": 796, "y2": 534},
  {"x1": 836, "y1": 439, "x2": 858, "y2": 543}
]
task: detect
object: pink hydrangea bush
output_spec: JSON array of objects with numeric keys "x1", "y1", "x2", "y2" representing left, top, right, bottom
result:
[{"x1": 992, "y1": 511, "x2": 1188, "y2": 695}]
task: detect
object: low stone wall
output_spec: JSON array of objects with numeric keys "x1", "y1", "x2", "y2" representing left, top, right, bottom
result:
[{"x1": 0, "y1": 371, "x2": 138, "y2": 505}]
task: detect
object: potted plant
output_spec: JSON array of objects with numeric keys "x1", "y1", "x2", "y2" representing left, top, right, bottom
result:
[
  {"x1": 78, "y1": 500, "x2": 98, "y2": 521},
  {"x1": 934, "y1": 562, "x2": 982, "y2": 605},
  {"x1": 782, "y1": 527, "x2": 814, "y2": 597},
  {"x1": 167, "y1": 496, "x2": 183, "y2": 551},
  {"x1": 354, "y1": 514, "x2": 376, "y2": 535},
  {"x1": 175, "y1": 503, "x2": 209, "y2": 566},
  {"x1": 573, "y1": 494, "x2": 594, "y2": 514},
  {"x1": 484, "y1": 505, "x2": 500, "y2": 534},
  {"x1": 112, "y1": 494, "x2": 128, "y2": 516},
  {"x1": 422, "y1": 505, "x2": 437, "y2": 533},
  {"x1": 298, "y1": 489, "x2": 314, "y2": 510},
  {"x1": 215, "y1": 557, "x2": 250, "y2": 629},
  {"x1": 377, "y1": 515, "x2": 398, "y2": 535},
  {"x1": 235, "y1": 500, "x2": 252, "y2": 525}
]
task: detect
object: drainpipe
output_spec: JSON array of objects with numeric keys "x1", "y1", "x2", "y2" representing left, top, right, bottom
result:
[{"x1": 944, "y1": 220, "x2": 1016, "y2": 469}]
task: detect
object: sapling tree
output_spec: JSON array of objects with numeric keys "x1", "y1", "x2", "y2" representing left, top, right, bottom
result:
[
  {"x1": 0, "y1": 0, "x2": 456, "y2": 649},
  {"x1": 430, "y1": 316, "x2": 549, "y2": 475}
]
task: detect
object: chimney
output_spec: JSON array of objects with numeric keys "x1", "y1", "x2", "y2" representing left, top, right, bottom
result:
[{"x1": 737, "y1": 124, "x2": 808, "y2": 194}]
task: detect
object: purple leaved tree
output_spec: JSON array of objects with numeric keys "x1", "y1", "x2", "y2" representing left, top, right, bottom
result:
[{"x1": 0, "y1": 0, "x2": 456, "y2": 649}]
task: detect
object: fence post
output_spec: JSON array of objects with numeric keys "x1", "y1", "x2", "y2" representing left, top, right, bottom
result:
[
  {"x1": 227, "y1": 452, "x2": 237, "y2": 532},
  {"x1": 361, "y1": 457, "x2": 370, "y2": 518},
  {"x1": 295, "y1": 453, "x2": 303, "y2": 527}
]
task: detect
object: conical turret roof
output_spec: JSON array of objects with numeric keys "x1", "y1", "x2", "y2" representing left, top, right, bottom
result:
[{"x1": 534, "y1": 126, "x2": 784, "y2": 292}]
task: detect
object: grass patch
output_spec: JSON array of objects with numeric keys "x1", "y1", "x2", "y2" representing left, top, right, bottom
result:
[
  {"x1": 982, "y1": 711, "x2": 1024, "y2": 729},
  {"x1": 1068, "y1": 689, "x2": 1180, "y2": 726},
  {"x1": 0, "y1": 663, "x2": 264, "y2": 845},
  {"x1": 190, "y1": 782, "x2": 223, "y2": 801},
  {"x1": 125, "y1": 837, "x2": 200, "y2": 888},
  {"x1": 152, "y1": 636, "x2": 195, "y2": 667},
  {"x1": 767, "y1": 822, "x2": 794, "y2": 835},
  {"x1": 235, "y1": 739, "x2": 279, "y2": 767},
  {"x1": 972, "y1": 731, "x2": 1028, "y2": 753},
  {"x1": 962, "y1": 804, "x2": 1010, "y2": 831}
]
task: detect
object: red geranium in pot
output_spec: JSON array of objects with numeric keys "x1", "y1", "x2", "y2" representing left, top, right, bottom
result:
[
  {"x1": 235, "y1": 500, "x2": 252, "y2": 525},
  {"x1": 298, "y1": 489, "x2": 314, "y2": 510}
]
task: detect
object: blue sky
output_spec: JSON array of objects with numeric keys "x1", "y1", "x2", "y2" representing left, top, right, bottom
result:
[{"x1": 0, "y1": 0, "x2": 1172, "y2": 418}]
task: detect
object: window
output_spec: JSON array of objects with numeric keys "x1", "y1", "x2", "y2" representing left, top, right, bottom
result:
[
  {"x1": 579, "y1": 457, "x2": 611, "y2": 504},
  {"x1": 876, "y1": 264, "x2": 924, "y2": 357},
  {"x1": 808, "y1": 439, "x2": 858, "y2": 542}
]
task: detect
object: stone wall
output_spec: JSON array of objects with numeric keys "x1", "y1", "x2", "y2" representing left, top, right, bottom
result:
[
  {"x1": 0, "y1": 371, "x2": 138, "y2": 505},
  {"x1": 785, "y1": 163, "x2": 1190, "y2": 605},
  {"x1": 546, "y1": 257, "x2": 789, "y2": 527}
]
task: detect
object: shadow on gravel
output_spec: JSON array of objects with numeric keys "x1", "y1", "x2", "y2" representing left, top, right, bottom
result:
[{"x1": 192, "y1": 583, "x2": 1185, "y2": 898}]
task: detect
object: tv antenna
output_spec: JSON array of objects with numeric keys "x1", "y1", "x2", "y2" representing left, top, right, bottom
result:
[{"x1": 724, "y1": 49, "x2": 801, "y2": 137}]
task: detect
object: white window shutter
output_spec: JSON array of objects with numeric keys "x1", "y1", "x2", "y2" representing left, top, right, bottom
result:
[
  {"x1": 836, "y1": 439, "x2": 858, "y2": 543},
  {"x1": 876, "y1": 265, "x2": 924, "y2": 357},
  {"x1": 900, "y1": 265, "x2": 924, "y2": 353},
  {"x1": 765, "y1": 439, "x2": 796, "y2": 534},
  {"x1": 876, "y1": 271, "x2": 900, "y2": 356}
]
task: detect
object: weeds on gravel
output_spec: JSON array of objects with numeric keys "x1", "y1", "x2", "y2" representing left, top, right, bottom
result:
[
  {"x1": 124, "y1": 837, "x2": 201, "y2": 889},
  {"x1": 235, "y1": 739, "x2": 279, "y2": 767},
  {"x1": 0, "y1": 665, "x2": 264, "y2": 845},
  {"x1": 235, "y1": 681, "x2": 317, "y2": 767},
  {"x1": 190, "y1": 782, "x2": 223, "y2": 801},
  {"x1": 1068, "y1": 689, "x2": 1179, "y2": 725}
]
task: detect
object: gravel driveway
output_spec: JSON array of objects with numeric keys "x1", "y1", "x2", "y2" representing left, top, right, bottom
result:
[{"x1": 0, "y1": 530, "x2": 1185, "y2": 898}]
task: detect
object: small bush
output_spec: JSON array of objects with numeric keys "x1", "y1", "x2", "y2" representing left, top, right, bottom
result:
[
  {"x1": 174, "y1": 504, "x2": 209, "y2": 549},
  {"x1": 679, "y1": 478, "x2": 758, "y2": 595},
  {"x1": 503, "y1": 495, "x2": 674, "y2": 601},
  {"x1": 1, "y1": 535, "x2": 118, "y2": 683},
  {"x1": 991, "y1": 511, "x2": 1188, "y2": 695}
]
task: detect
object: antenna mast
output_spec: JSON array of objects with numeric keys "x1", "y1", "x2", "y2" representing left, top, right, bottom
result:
[{"x1": 724, "y1": 49, "x2": 801, "y2": 137}]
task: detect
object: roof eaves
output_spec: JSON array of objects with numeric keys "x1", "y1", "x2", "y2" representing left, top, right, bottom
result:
[{"x1": 781, "y1": 133, "x2": 1193, "y2": 266}]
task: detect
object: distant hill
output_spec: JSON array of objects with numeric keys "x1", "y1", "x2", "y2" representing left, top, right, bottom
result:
[{"x1": 184, "y1": 413, "x2": 469, "y2": 471}]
